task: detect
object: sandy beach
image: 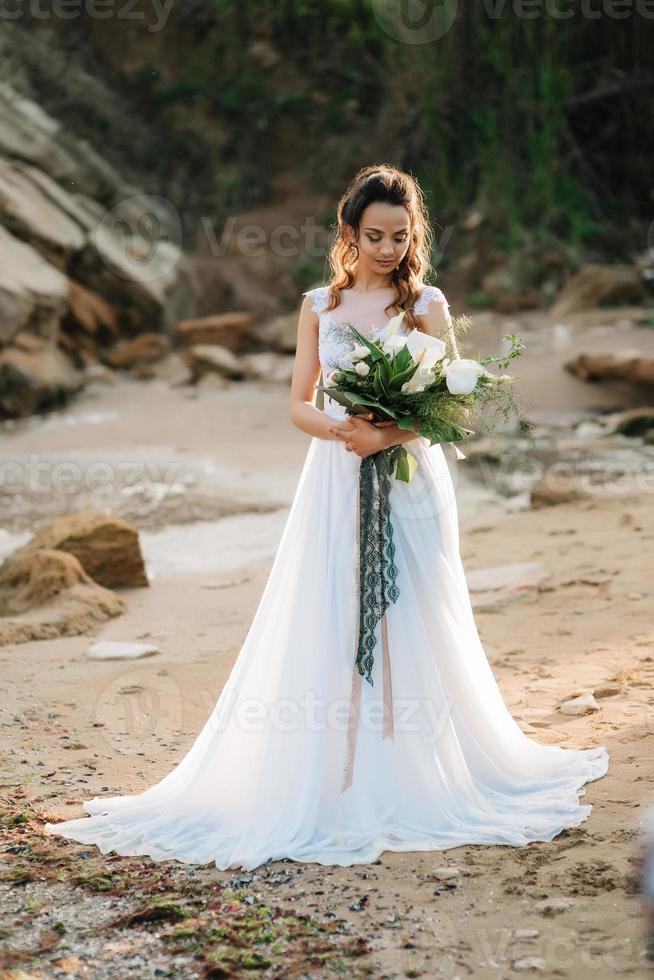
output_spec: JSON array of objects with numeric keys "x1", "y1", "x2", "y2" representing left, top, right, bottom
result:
[{"x1": 1, "y1": 306, "x2": 654, "y2": 978}]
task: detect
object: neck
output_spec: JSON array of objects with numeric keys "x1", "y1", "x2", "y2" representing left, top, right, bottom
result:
[{"x1": 351, "y1": 268, "x2": 393, "y2": 292}]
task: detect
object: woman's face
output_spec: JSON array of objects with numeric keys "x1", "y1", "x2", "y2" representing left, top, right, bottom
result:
[{"x1": 350, "y1": 202, "x2": 411, "y2": 275}]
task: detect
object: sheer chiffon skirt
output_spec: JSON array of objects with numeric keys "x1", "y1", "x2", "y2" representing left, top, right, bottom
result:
[{"x1": 44, "y1": 425, "x2": 609, "y2": 870}]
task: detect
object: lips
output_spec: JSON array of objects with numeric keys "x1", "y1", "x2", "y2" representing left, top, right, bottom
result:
[{"x1": 376, "y1": 258, "x2": 395, "y2": 266}]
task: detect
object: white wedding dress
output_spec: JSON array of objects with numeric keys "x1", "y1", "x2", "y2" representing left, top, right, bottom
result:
[{"x1": 44, "y1": 283, "x2": 609, "y2": 871}]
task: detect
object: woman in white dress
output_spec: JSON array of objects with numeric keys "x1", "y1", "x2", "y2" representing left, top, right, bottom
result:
[{"x1": 44, "y1": 165, "x2": 609, "y2": 871}]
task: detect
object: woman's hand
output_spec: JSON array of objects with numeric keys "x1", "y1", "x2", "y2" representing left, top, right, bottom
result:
[{"x1": 329, "y1": 413, "x2": 396, "y2": 458}]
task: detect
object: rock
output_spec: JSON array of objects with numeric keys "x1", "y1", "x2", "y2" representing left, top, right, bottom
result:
[
  {"x1": 530, "y1": 476, "x2": 593, "y2": 509},
  {"x1": 565, "y1": 352, "x2": 654, "y2": 386},
  {"x1": 70, "y1": 222, "x2": 192, "y2": 336},
  {"x1": 187, "y1": 343, "x2": 245, "y2": 381},
  {"x1": 146, "y1": 352, "x2": 193, "y2": 386},
  {"x1": 600, "y1": 406, "x2": 654, "y2": 436},
  {"x1": 0, "y1": 224, "x2": 70, "y2": 344},
  {"x1": 559, "y1": 693, "x2": 600, "y2": 715},
  {"x1": 15, "y1": 511, "x2": 148, "y2": 589},
  {"x1": 0, "y1": 157, "x2": 85, "y2": 268},
  {"x1": 87, "y1": 640, "x2": 160, "y2": 660},
  {"x1": 552, "y1": 263, "x2": 645, "y2": 316},
  {"x1": 0, "y1": 549, "x2": 124, "y2": 647},
  {"x1": 258, "y1": 313, "x2": 298, "y2": 353},
  {"x1": 83, "y1": 363, "x2": 117, "y2": 385},
  {"x1": 195, "y1": 372, "x2": 230, "y2": 392},
  {"x1": 175, "y1": 312, "x2": 256, "y2": 352},
  {"x1": 104, "y1": 333, "x2": 171, "y2": 369},
  {"x1": 240, "y1": 351, "x2": 295, "y2": 383},
  {"x1": 432, "y1": 866, "x2": 460, "y2": 881},
  {"x1": 512, "y1": 956, "x2": 547, "y2": 972},
  {"x1": 0, "y1": 81, "x2": 81, "y2": 185},
  {"x1": 513, "y1": 929, "x2": 540, "y2": 940},
  {"x1": 0, "y1": 334, "x2": 82, "y2": 419},
  {"x1": 66, "y1": 278, "x2": 119, "y2": 339},
  {"x1": 594, "y1": 685, "x2": 621, "y2": 698},
  {"x1": 534, "y1": 897, "x2": 574, "y2": 916}
]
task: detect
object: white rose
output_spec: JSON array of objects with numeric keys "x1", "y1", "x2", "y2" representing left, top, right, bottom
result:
[
  {"x1": 443, "y1": 358, "x2": 486, "y2": 395},
  {"x1": 350, "y1": 344, "x2": 370, "y2": 361},
  {"x1": 404, "y1": 329, "x2": 447, "y2": 370},
  {"x1": 355, "y1": 361, "x2": 370, "y2": 377}
]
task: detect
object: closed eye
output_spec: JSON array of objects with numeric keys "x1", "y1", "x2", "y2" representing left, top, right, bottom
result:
[{"x1": 367, "y1": 235, "x2": 408, "y2": 243}]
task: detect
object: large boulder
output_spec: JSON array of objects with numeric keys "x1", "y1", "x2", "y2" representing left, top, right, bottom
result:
[
  {"x1": 552, "y1": 264, "x2": 646, "y2": 316},
  {"x1": 0, "y1": 80, "x2": 197, "y2": 336},
  {"x1": 0, "y1": 82, "x2": 82, "y2": 186},
  {"x1": 66, "y1": 278, "x2": 119, "y2": 339},
  {"x1": 14, "y1": 164, "x2": 195, "y2": 336},
  {"x1": 175, "y1": 312, "x2": 256, "y2": 352},
  {"x1": 15, "y1": 511, "x2": 149, "y2": 589},
  {"x1": 104, "y1": 332, "x2": 171, "y2": 369},
  {"x1": 0, "y1": 157, "x2": 86, "y2": 269},
  {"x1": 186, "y1": 343, "x2": 245, "y2": 381},
  {"x1": 0, "y1": 224, "x2": 70, "y2": 344},
  {"x1": 530, "y1": 475, "x2": 594, "y2": 509},
  {"x1": 0, "y1": 548, "x2": 124, "y2": 646},
  {"x1": 565, "y1": 352, "x2": 654, "y2": 386},
  {"x1": 0, "y1": 332, "x2": 82, "y2": 418}
]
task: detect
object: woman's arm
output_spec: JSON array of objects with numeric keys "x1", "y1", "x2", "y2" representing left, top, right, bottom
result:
[{"x1": 289, "y1": 296, "x2": 360, "y2": 442}]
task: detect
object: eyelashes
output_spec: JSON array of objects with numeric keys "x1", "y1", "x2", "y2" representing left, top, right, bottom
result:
[{"x1": 366, "y1": 236, "x2": 408, "y2": 244}]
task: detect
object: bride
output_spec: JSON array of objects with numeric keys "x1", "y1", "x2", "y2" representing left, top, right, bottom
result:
[{"x1": 44, "y1": 164, "x2": 609, "y2": 871}]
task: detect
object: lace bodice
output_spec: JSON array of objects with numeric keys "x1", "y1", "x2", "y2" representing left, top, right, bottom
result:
[{"x1": 303, "y1": 283, "x2": 450, "y2": 419}]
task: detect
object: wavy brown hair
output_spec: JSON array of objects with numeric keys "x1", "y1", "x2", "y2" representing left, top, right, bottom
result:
[{"x1": 323, "y1": 164, "x2": 435, "y2": 331}]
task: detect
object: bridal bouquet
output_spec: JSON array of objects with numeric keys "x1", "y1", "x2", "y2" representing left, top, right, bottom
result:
[
  {"x1": 316, "y1": 308, "x2": 526, "y2": 482},
  {"x1": 315, "y1": 307, "x2": 528, "y2": 691}
]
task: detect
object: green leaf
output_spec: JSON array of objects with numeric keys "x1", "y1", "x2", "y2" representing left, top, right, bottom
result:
[
  {"x1": 373, "y1": 364, "x2": 387, "y2": 399},
  {"x1": 396, "y1": 416, "x2": 419, "y2": 432},
  {"x1": 394, "y1": 447, "x2": 418, "y2": 482},
  {"x1": 378, "y1": 354, "x2": 392, "y2": 389},
  {"x1": 393, "y1": 346, "x2": 411, "y2": 373},
  {"x1": 389, "y1": 362, "x2": 420, "y2": 391}
]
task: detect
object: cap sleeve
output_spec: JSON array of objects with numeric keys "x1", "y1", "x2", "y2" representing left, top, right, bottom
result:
[
  {"x1": 302, "y1": 285, "x2": 330, "y2": 314},
  {"x1": 413, "y1": 284, "x2": 460, "y2": 358},
  {"x1": 413, "y1": 284, "x2": 447, "y2": 317}
]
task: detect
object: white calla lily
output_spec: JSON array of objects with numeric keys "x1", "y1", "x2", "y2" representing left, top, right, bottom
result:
[
  {"x1": 382, "y1": 334, "x2": 408, "y2": 355},
  {"x1": 443, "y1": 358, "x2": 486, "y2": 395},
  {"x1": 350, "y1": 343, "x2": 371, "y2": 361},
  {"x1": 401, "y1": 366, "x2": 433, "y2": 394},
  {"x1": 404, "y1": 329, "x2": 447, "y2": 370},
  {"x1": 382, "y1": 309, "x2": 407, "y2": 339}
]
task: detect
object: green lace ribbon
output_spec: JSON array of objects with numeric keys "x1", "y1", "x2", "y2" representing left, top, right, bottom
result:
[{"x1": 355, "y1": 450, "x2": 401, "y2": 686}]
